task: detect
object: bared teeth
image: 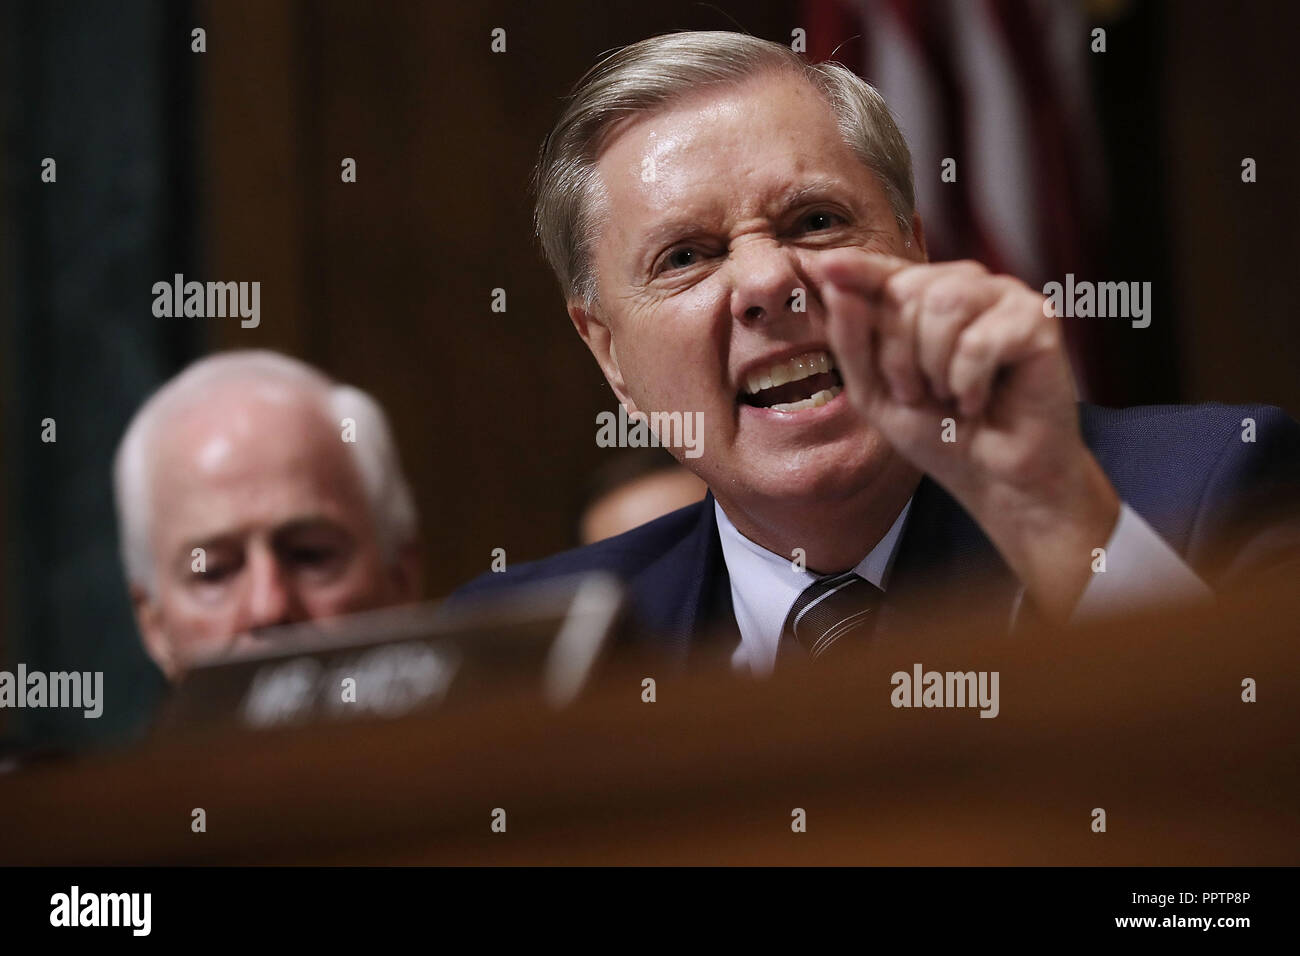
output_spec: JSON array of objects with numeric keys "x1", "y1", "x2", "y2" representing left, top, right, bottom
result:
[
  {"x1": 744, "y1": 350, "x2": 833, "y2": 395},
  {"x1": 769, "y1": 384, "x2": 843, "y2": 413}
]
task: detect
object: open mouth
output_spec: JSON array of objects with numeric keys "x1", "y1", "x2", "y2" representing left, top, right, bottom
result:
[{"x1": 739, "y1": 349, "x2": 844, "y2": 412}]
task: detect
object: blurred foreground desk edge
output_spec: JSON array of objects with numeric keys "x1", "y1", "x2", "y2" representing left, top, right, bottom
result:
[{"x1": 0, "y1": 577, "x2": 1297, "y2": 865}]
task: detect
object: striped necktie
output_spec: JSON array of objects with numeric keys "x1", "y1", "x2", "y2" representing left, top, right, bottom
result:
[{"x1": 780, "y1": 571, "x2": 885, "y2": 660}]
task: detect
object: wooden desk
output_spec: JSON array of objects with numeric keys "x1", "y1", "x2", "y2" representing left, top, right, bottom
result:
[{"x1": 1, "y1": 580, "x2": 1296, "y2": 865}]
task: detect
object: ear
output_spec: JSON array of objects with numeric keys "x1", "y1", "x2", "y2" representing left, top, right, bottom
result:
[
  {"x1": 388, "y1": 540, "x2": 424, "y2": 603},
  {"x1": 907, "y1": 212, "x2": 929, "y2": 263},
  {"x1": 132, "y1": 584, "x2": 179, "y2": 681},
  {"x1": 568, "y1": 298, "x2": 640, "y2": 414}
]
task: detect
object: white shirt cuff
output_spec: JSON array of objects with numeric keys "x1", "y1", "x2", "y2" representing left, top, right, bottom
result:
[
  {"x1": 1069, "y1": 502, "x2": 1213, "y2": 622},
  {"x1": 1008, "y1": 503, "x2": 1213, "y2": 628}
]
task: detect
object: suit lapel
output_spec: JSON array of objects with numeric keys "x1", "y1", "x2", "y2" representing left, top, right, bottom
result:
[
  {"x1": 627, "y1": 492, "x2": 735, "y2": 658},
  {"x1": 882, "y1": 477, "x2": 1021, "y2": 635}
]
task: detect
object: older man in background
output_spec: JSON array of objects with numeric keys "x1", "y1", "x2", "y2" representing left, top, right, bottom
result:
[{"x1": 113, "y1": 351, "x2": 422, "y2": 679}]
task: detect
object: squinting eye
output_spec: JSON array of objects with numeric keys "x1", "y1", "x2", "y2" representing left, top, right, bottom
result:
[
  {"x1": 286, "y1": 547, "x2": 337, "y2": 567},
  {"x1": 191, "y1": 553, "x2": 240, "y2": 584},
  {"x1": 663, "y1": 247, "x2": 699, "y2": 271},
  {"x1": 195, "y1": 565, "x2": 234, "y2": 584},
  {"x1": 802, "y1": 211, "x2": 843, "y2": 232}
]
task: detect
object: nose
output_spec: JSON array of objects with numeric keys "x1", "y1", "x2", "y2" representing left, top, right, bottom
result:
[
  {"x1": 728, "y1": 238, "x2": 805, "y2": 325},
  {"x1": 235, "y1": 543, "x2": 304, "y2": 634}
]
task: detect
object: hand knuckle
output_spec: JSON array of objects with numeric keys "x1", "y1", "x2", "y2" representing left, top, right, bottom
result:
[
  {"x1": 959, "y1": 330, "x2": 991, "y2": 360},
  {"x1": 923, "y1": 281, "x2": 967, "y2": 316}
]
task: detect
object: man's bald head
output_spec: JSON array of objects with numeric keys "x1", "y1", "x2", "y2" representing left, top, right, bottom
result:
[{"x1": 112, "y1": 351, "x2": 421, "y2": 678}]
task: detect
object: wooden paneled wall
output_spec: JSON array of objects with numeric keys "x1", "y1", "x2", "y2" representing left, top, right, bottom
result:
[{"x1": 198, "y1": 1, "x2": 797, "y2": 598}]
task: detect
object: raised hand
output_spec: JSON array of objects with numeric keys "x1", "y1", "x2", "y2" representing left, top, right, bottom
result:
[{"x1": 806, "y1": 249, "x2": 1121, "y2": 621}]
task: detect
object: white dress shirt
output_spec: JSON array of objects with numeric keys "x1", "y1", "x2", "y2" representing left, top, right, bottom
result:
[{"x1": 714, "y1": 497, "x2": 1212, "y2": 677}]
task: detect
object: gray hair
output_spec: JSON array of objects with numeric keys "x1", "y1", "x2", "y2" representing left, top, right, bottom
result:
[
  {"x1": 112, "y1": 350, "x2": 418, "y2": 593},
  {"x1": 533, "y1": 30, "x2": 916, "y2": 306}
]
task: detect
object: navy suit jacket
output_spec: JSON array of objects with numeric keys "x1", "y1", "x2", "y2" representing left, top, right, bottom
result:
[{"x1": 451, "y1": 403, "x2": 1300, "y2": 659}]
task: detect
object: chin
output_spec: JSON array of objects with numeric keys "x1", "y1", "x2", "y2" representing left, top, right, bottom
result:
[{"x1": 721, "y1": 430, "x2": 894, "y2": 507}]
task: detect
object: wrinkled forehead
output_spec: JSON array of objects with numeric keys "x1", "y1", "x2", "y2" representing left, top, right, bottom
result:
[
  {"x1": 631, "y1": 84, "x2": 854, "y2": 206},
  {"x1": 589, "y1": 73, "x2": 872, "y2": 249}
]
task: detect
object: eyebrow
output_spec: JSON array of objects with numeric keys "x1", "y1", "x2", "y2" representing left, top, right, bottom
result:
[
  {"x1": 637, "y1": 176, "x2": 854, "y2": 251},
  {"x1": 272, "y1": 516, "x2": 351, "y2": 539},
  {"x1": 176, "y1": 515, "x2": 350, "y2": 561},
  {"x1": 777, "y1": 177, "x2": 854, "y2": 212}
]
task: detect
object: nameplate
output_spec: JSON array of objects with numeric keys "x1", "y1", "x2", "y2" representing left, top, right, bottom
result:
[{"x1": 158, "y1": 573, "x2": 624, "y2": 734}]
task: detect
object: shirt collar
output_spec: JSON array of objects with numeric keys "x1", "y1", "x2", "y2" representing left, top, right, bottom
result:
[{"x1": 713, "y1": 496, "x2": 913, "y2": 675}]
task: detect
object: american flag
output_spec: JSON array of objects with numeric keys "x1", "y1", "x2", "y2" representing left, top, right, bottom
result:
[{"x1": 804, "y1": 0, "x2": 1109, "y2": 396}]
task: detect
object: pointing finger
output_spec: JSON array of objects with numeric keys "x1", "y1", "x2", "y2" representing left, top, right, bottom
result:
[{"x1": 807, "y1": 248, "x2": 918, "y2": 300}]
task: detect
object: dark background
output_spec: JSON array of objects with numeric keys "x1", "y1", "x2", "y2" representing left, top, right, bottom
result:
[{"x1": 2, "y1": 0, "x2": 1298, "y2": 749}]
